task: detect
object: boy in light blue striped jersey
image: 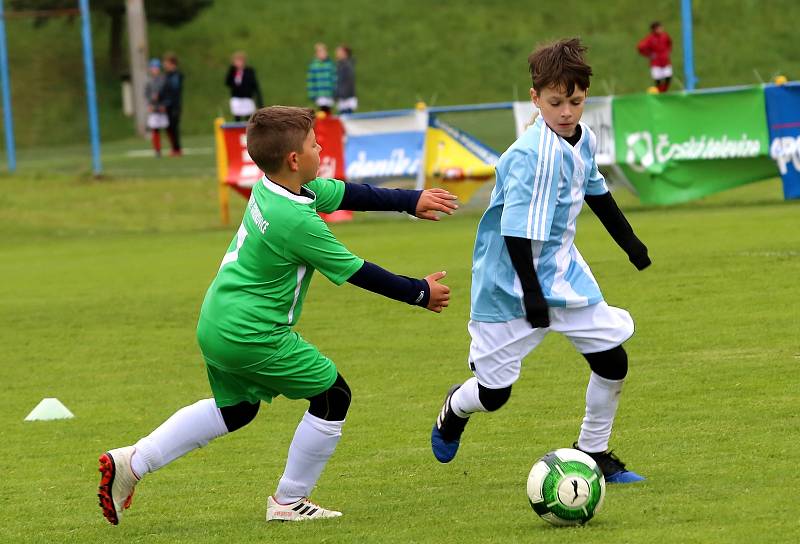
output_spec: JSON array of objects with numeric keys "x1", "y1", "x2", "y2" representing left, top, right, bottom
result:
[{"x1": 431, "y1": 38, "x2": 651, "y2": 483}]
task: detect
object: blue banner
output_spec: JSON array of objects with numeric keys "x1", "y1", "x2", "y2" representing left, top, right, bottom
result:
[
  {"x1": 341, "y1": 111, "x2": 428, "y2": 181},
  {"x1": 764, "y1": 83, "x2": 800, "y2": 199}
]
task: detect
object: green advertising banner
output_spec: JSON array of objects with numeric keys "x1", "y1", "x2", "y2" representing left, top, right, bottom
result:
[{"x1": 613, "y1": 86, "x2": 778, "y2": 205}]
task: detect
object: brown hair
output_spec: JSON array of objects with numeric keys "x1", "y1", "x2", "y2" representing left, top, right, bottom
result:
[
  {"x1": 338, "y1": 44, "x2": 352, "y2": 58},
  {"x1": 528, "y1": 38, "x2": 592, "y2": 96},
  {"x1": 246, "y1": 106, "x2": 315, "y2": 174}
]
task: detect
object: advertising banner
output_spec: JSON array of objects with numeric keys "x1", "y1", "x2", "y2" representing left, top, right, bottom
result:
[
  {"x1": 764, "y1": 83, "x2": 800, "y2": 199},
  {"x1": 314, "y1": 116, "x2": 346, "y2": 180},
  {"x1": 221, "y1": 123, "x2": 260, "y2": 197},
  {"x1": 512, "y1": 101, "x2": 539, "y2": 140},
  {"x1": 512, "y1": 98, "x2": 616, "y2": 166},
  {"x1": 218, "y1": 118, "x2": 350, "y2": 222},
  {"x1": 424, "y1": 116, "x2": 499, "y2": 204},
  {"x1": 220, "y1": 117, "x2": 347, "y2": 196},
  {"x1": 613, "y1": 87, "x2": 777, "y2": 204},
  {"x1": 314, "y1": 116, "x2": 352, "y2": 222},
  {"x1": 341, "y1": 110, "x2": 428, "y2": 182}
]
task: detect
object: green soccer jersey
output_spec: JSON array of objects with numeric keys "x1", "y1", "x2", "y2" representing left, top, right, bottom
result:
[{"x1": 198, "y1": 177, "x2": 364, "y2": 344}]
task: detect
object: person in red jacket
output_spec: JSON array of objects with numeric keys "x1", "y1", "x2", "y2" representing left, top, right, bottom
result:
[{"x1": 637, "y1": 22, "x2": 673, "y2": 93}]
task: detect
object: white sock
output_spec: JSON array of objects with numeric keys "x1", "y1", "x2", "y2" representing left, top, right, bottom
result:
[
  {"x1": 131, "y1": 398, "x2": 228, "y2": 478},
  {"x1": 577, "y1": 372, "x2": 624, "y2": 453},
  {"x1": 274, "y1": 412, "x2": 344, "y2": 504},
  {"x1": 449, "y1": 377, "x2": 487, "y2": 418}
]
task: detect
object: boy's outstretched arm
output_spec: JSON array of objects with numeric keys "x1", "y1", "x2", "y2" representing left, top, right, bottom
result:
[
  {"x1": 346, "y1": 261, "x2": 450, "y2": 313},
  {"x1": 504, "y1": 236, "x2": 550, "y2": 329},
  {"x1": 584, "y1": 192, "x2": 651, "y2": 271},
  {"x1": 339, "y1": 183, "x2": 458, "y2": 220}
]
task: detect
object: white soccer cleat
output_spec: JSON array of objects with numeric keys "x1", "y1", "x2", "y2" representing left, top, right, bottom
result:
[
  {"x1": 97, "y1": 446, "x2": 140, "y2": 525},
  {"x1": 266, "y1": 495, "x2": 342, "y2": 521}
]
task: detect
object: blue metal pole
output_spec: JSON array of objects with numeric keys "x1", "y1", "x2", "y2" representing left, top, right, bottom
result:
[
  {"x1": 79, "y1": 0, "x2": 101, "y2": 175},
  {"x1": 681, "y1": 0, "x2": 698, "y2": 91},
  {"x1": 0, "y1": 1, "x2": 16, "y2": 172}
]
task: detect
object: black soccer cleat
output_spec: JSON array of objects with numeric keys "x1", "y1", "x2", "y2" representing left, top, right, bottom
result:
[{"x1": 573, "y1": 442, "x2": 645, "y2": 484}]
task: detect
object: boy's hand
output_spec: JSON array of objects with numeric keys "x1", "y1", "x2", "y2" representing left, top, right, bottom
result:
[
  {"x1": 415, "y1": 188, "x2": 458, "y2": 221},
  {"x1": 424, "y1": 271, "x2": 450, "y2": 313},
  {"x1": 626, "y1": 238, "x2": 651, "y2": 270}
]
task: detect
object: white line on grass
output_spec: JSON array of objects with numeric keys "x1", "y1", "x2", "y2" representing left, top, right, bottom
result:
[{"x1": 123, "y1": 147, "x2": 213, "y2": 158}]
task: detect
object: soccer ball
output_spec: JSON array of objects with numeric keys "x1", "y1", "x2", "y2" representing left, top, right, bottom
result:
[{"x1": 526, "y1": 448, "x2": 606, "y2": 526}]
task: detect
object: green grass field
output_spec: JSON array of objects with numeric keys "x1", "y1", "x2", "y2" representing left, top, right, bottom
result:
[{"x1": 1, "y1": 171, "x2": 799, "y2": 543}]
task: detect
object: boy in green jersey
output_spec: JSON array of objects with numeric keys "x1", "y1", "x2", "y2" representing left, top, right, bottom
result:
[{"x1": 98, "y1": 106, "x2": 456, "y2": 524}]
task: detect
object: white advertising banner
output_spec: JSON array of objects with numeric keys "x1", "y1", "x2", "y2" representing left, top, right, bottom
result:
[
  {"x1": 340, "y1": 110, "x2": 429, "y2": 181},
  {"x1": 512, "y1": 97, "x2": 616, "y2": 166}
]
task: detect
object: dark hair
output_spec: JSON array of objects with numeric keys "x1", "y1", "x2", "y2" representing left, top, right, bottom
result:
[
  {"x1": 246, "y1": 106, "x2": 315, "y2": 174},
  {"x1": 650, "y1": 21, "x2": 662, "y2": 31},
  {"x1": 339, "y1": 44, "x2": 352, "y2": 58},
  {"x1": 528, "y1": 38, "x2": 592, "y2": 96},
  {"x1": 163, "y1": 52, "x2": 178, "y2": 65}
]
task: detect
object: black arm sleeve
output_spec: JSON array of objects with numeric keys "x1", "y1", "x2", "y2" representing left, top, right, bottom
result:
[
  {"x1": 584, "y1": 192, "x2": 651, "y2": 270},
  {"x1": 339, "y1": 182, "x2": 421, "y2": 215},
  {"x1": 504, "y1": 236, "x2": 549, "y2": 327},
  {"x1": 346, "y1": 260, "x2": 430, "y2": 307}
]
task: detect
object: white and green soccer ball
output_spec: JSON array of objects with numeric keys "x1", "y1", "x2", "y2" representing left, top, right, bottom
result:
[{"x1": 527, "y1": 448, "x2": 606, "y2": 526}]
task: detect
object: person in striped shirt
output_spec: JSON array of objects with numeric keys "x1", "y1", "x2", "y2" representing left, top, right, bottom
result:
[
  {"x1": 306, "y1": 43, "x2": 336, "y2": 113},
  {"x1": 431, "y1": 38, "x2": 651, "y2": 484}
]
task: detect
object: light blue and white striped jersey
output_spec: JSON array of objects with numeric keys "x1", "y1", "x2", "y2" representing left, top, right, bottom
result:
[{"x1": 471, "y1": 115, "x2": 609, "y2": 322}]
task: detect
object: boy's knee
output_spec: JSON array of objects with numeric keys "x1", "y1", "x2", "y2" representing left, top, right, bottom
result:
[
  {"x1": 220, "y1": 401, "x2": 260, "y2": 432},
  {"x1": 583, "y1": 345, "x2": 628, "y2": 380},
  {"x1": 308, "y1": 373, "x2": 351, "y2": 421},
  {"x1": 478, "y1": 383, "x2": 512, "y2": 412}
]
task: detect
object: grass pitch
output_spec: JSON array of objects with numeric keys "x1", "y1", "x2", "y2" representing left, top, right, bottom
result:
[{"x1": 1, "y1": 174, "x2": 799, "y2": 543}]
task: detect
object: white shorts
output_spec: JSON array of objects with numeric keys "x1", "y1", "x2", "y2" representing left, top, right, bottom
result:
[
  {"x1": 467, "y1": 302, "x2": 634, "y2": 389},
  {"x1": 230, "y1": 97, "x2": 256, "y2": 117},
  {"x1": 336, "y1": 97, "x2": 358, "y2": 112},
  {"x1": 146, "y1": 112, "x2": 169, "y2": 129},
  {"x1": 315, "y1": 96, "x2": 334, "y2": 108},
  {"x1": 651, "y1": 65, "x2": 673, "y2": 81}
]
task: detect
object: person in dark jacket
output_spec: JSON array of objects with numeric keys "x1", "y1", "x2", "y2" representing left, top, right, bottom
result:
[
  {"x1": 334, "y1": 45, "x2": 357, "y2": 114},
  {"x1": 162, "y1": 52, "x2": 184, "y2": 156},
  {"x1": 225, "y1": 51, "x2": 263, "y2": 122}
]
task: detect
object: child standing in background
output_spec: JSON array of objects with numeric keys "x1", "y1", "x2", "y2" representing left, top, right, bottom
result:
[
  {"x1": 637, "y1": 22, "x2": 673, "y2": 93},
  {"x1": 225, "y1": 51, "x2": 264, "y2": 121},
  {"x1": 162, "y1": 52, "x2": 184, "y2": 156},
  {"x1": 306, "y1": 43, "x2": 336, "y2": 113},
  {"x1": 144, "y1": 58, "x2": 167, "y2": 157},
  {"x1": 334, "y1": 45, "x2": 357, "y2": 114}
]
